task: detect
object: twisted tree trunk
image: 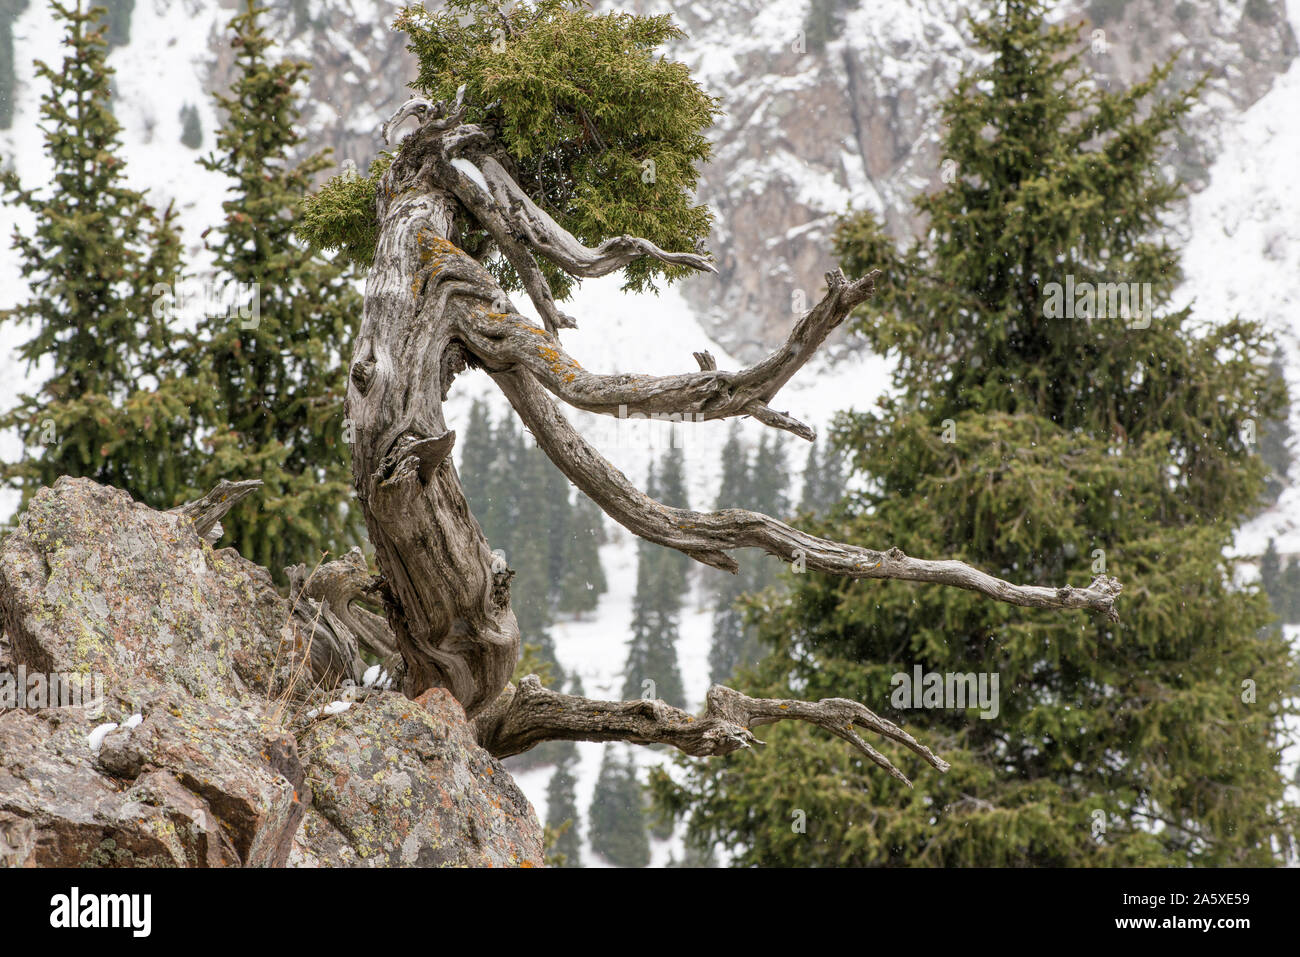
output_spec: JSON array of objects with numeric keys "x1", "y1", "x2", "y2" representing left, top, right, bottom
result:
[{"x1": 300, "y1": 98, "x2": 1124, "y2": 784}]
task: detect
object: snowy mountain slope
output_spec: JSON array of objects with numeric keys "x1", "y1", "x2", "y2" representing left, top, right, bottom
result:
[{"x1": 1174, "y1": 0, "x2": 1300, "y2": 564}]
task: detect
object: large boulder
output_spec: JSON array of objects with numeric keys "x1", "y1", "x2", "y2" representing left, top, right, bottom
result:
[
  {"x1": 0, "y1": 477, "x2": 543, "y2": 867},
  {"x1": 290, "y1": 689, "x2": 541, "y2": 867}
]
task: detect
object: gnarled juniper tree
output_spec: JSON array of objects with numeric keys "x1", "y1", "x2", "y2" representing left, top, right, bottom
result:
[{"x1": 291, "y1": 0, "x2": 1119, "y2": 781}]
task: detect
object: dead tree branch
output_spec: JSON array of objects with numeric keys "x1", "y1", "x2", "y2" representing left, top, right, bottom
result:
[
  {"x1": 170, "y1": 479, "x2": 263, "y2": 544},
  {"x1": 475, "y1": 676, "x2": 949, "y2": 786}
]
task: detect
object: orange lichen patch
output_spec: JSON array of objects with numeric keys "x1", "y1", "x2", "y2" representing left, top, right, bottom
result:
[{"x1": 484, "y1": 312, "x2": 510, "y2": 322}]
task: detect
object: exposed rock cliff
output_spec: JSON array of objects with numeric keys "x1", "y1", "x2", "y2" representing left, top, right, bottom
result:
[{"x1": 0, "y1": 477, "x2": 543, "y2": 867}]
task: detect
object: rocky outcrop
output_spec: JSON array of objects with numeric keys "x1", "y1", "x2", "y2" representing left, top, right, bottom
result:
[
  {"x1": 0, "y1": 477, "x2": 543, "y2": 867},
  {"x1": 290, "y1": 689, "x2": 541, "y2": 867}
]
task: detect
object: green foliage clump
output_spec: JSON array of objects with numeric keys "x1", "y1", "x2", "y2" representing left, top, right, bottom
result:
[
  {"x1": 655, "y1": 0, "x2": 1298, "y2": 867},
  {"x1": 392, "y1": 0, "x2": 719, "y2": 297},
  {"x1": 296, "y1": 154, "x2": 392, "y2": 267}
]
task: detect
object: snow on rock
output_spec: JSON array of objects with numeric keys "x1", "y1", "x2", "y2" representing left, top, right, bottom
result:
[{"x1": 86, "y1": 722, "x2": 119, "y2": 753}]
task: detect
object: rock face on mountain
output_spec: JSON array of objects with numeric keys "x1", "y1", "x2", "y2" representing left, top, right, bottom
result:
[
  {"x1": 4, "y1": 1, "x2": 1290, "y2": 362},
  {"x1": 227, "y1": 0, "x2": 1294, "y2": 360},
  {"x1": 0, "y1": 477, "x2": 543, "y2": 868}
]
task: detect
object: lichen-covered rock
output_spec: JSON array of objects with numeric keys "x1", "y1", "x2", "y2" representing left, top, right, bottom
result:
[
  {"x1": 0, "y1": 700, "x2": 300, "y2": 867},
  {"x1": 0, "y1": 477, "x2": 298, "y2": 706},
  {"x1": 0, "y1": 477, "x2": 543, "y2": 868},
  {"x1": 290, "y1": 689, "x2": 542, "y2": 867}
]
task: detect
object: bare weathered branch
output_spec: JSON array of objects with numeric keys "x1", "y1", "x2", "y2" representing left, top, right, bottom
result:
[
  {"x1": 475, "y1": 676, "x2": 949, "y2": 786},
  {"x1": 457, "y1": 268, "x2": 875, "y2": 441},
  {"x1": 420, "y1": 122, "x2": 713, "y2": 333},
  {"x1": 286, "y1": 548, "x2": 398, "y2": 664},
  {"x1": 169, "y1": 479, "x2": 262, "y2": 544},
  {"x1": 494, "y1": 368, "x2": 1123, "y2": 619}
]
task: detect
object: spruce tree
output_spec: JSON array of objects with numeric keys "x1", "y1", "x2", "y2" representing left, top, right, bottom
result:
[
  {"x1": 657, "y1": 0, "x2": 1297, "y2": 866},
  {"x1": 707, "y1": 428, "x2": 792, "y2": 684},
  {"x1": 1258, "y1": 351, "x2": 1292, "y2": 504},
  {"x1": 0, "y1": 0, "x2": 29, "y2": 130},
  {"x1": 193, "y1": 0, "x2": 362, "y2": 577},
  {"x1": 100, "y1": 0, "x2": 130, "y2": 46},
  {"x1": 0, "y1": 0, "x2": 208, "y2": 513},
  {"x1": 707, "y1": 425, "x2": 756, "y2": 684},
  {"x1": 655, "y1": 446, "x2": 693, "y2": 596},
  {"x1": 459, "y1": 398, "x2": 508, "y2": 548},
  {"x1": 800, "y1": 439, "x2": 848, "y2": 515},
  {"x1": 499, "y1": 421, "x2": 563, "y2": 680},
  {"x1": 178, "y1": 102, "x2": 201, "y2": 150},
  {"x1": 1283, "y1": 558, "x2": 1300, "y2": 625},
  {"x1": 1260, "y1": 538, "x2": 1282, "y2": 616},
  {"x1": 588, "y1": 746, "x2": 650, "y2": 868},
  {"x1": 545, "y1": 753, "x2": 583, "y2": 867},
  {"x1": 558, "y1": 495, "x2": 607, "y2": 617},
  {"x1": 621, "y1": 466, "x2": 686, "y2": 707}
]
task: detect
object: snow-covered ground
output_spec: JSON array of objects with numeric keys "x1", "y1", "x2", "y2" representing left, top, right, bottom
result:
[{"x1": 2, "y1": 0, "x2": 1298, "y2": 863}]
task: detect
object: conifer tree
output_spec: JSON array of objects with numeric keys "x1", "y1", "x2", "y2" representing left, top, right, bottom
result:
[
  {"x1": 178, "y1": 102, "x2": 201, "y2": 150},
  {"x1": 657, "y1": 0, "x2": 1297, "y2": 866},
  {"x1": 0, "y1": 0, "x2": 208, "y2": 513},
  {"x1": 1283, "y1": 558, "x2": 1300, "y2": 625},
  {"x1": 622, "y1": 466, "x2": 686, "y2": 707},
  {"x1": 799, "y1": 439, "x2": 848, "y2": 515},
  {"x1": 749, "y1": 432, "x2": 790, "y2": 519},
  {"x1": 101, "y1": 0, "x2": 130, "y2": 46},
  {"x1": 0, "y1": 0, "x2": 28, "y2": 130},
  {"x1": 460, "y1": 398, "x2": 509, "y2": 548},
  {"x1": 1260, "y1": 538, "x2": 1282, "y2": 616},
  {"x1": 589, "y1": 746, "x2": 650, "y2": 868},
  {"x1": 545, "y1": 753, "x2": 583, "y2": 867},
  {"x1": 558, "y1": 494, "x2": 607, "y2": 617},
  {"x1": 655, "y1": 446, "x2": 693, "y2": 597},
  {"x1": 1258, "y1": 351, "x2": 1292, "y2": 504},
  {"x1": 707, "y1": 425, "x2": 755, "y2": 684},
  {"x1": 499, "y1": 421, "x2": 563, "y2": 678},
  {"x1": 193, "y1": 0, "x2": 362, "y2": 577},
  {"x1": 707, "y1": 428, "x2": 792, "y2": 684}
]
